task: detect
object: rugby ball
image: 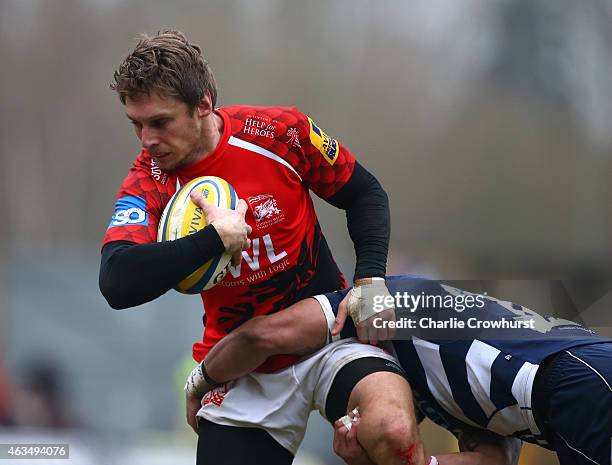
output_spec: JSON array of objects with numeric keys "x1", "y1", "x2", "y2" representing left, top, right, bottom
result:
[{"x1": 157, "y1": 176, "x2": 238, "y2": 294}]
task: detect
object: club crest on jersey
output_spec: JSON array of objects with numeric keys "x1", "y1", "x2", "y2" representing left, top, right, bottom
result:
[
  {"x1": 247, "y1": 194, "x2": 285, "y2": 230},
  {"x1": 307, "y1": 116, "x2": 339, "y2": 165},
  {"x1": 202, "y1": 383, "x2": 230, "y2": 407}
]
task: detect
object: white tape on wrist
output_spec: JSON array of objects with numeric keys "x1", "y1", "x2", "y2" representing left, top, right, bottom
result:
[
  {"x1": 428, "y1": 456, "x2": 438, "y2": 465},
  {"x1": 347, "y1": 278, "x2": 394, "y2": 325},
  {"x1": 184, "y1": 363, "x2": 207, "y2": 397}
]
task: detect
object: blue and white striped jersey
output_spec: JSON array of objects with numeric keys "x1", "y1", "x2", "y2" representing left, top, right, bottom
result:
[{"x1": 320, "y1": 276, "x2": 611, "y2": 447}]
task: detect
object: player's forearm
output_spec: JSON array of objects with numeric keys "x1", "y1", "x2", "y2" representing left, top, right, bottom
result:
[
  {"x1": 325, "y1": 162, "x2": 390, "y2": 280},
  {"x1": 346, "y1": 182, "x2": 390, "y2": 281},
  {"x1": 204, "y1": 298, "x2": 329, "y2": 382},
  {"x1": 202, "y1": 317, "x2": 275, "y2": 383},
  {"x1": 99, "y1": 226, "x2": 224, "y2": 309}
]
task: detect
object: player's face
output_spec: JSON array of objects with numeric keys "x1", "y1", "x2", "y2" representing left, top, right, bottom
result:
[{"x1": 125, "y1": 92, "x2": 206, "y2": 171}]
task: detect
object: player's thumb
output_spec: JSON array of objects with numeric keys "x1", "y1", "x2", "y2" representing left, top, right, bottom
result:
[
  {"x1": 192, "y1": 191, "x2": 216, "y2": 217},
  {"x1": 190, "y1": 189, "x2": 204, "y2": 204},
  {"x1": 236, "y1": 199, "x2": 248, "y2": 217},
  {"x1": 332, "y1": 296, "x2": 349, "y2": 336},
  {"x1": 231, "y1": 250, "x2": 242, "y2": 267},
  {"x1": 236, "y1": 199, "x2": 249, "y2": 218}
]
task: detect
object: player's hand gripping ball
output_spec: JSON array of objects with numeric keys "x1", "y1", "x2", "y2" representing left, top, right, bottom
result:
[{"x1": 157, "y1": 176, "x2": 238, "y2": 294}]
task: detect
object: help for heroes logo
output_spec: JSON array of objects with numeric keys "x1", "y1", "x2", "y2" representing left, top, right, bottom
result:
[{"x1": 243, "y1": 114, "x2": 277, "y2": 139}]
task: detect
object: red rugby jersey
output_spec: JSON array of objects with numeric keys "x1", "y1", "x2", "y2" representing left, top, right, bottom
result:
[{"x1": 103, "y1": 106, "x2": 355, "y2": 371}]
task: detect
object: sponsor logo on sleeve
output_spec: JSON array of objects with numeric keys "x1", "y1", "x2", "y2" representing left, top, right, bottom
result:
[
  {"x1": 108, "y1": 196, "x2": 148, "y2": 228},
  {"x1": 307, "y1": 116, "x2": 339, "y2": 165}
]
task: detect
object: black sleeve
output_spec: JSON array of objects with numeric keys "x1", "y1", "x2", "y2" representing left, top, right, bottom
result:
[
  {"x1": 325, "y1": 162, "x2": 390, "y2": 280},
  {"x1": 99, "y1": 225, "x2": 225, "y2": 309}
]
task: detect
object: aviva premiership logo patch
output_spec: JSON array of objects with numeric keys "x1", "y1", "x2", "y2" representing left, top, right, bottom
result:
[{"x1": 307, "y1": 116, "x2": 339, "y2": 165}]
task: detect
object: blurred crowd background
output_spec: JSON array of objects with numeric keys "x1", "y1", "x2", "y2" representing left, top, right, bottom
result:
[{"x1": 1, "y1": 0, "x2": 611, "y2": 464}]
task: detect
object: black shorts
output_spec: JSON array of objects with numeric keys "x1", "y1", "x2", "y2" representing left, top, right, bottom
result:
[
  {"x1": 325, "y1": 355, "x2": 406, "y2": 422},
  {"x1": 532, "y1": 342, "x2": 612, "y2": 465},
  {"x1": 197, "y1": 419, "x2": 294, "y2": 465}
]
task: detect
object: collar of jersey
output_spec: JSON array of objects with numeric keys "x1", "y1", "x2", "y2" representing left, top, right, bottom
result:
[{"x1": 175, "y1": 108, "x2": 231, "y2": 178}]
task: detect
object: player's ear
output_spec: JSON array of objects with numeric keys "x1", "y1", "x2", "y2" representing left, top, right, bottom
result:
[{"x1": 196, "y1": 93, "x2": 213, "y2": 117}]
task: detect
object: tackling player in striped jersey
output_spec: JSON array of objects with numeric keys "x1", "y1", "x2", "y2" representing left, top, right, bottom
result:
[{"x1": 188, "y1": 276, "x2": 612, "y2": 465}]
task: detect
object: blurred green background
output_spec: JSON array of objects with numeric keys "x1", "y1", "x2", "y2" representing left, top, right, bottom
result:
[{"x1": 1, "y1": 1, "x2": 611, "y2": 464}]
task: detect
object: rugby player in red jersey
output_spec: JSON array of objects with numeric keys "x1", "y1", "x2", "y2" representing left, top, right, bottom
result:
[{"x1": 100, "y1": 30, "x2": 426, "y2": 465}]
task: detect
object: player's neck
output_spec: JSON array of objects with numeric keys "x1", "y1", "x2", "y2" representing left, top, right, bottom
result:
[{"x1": 197, "y1": 112, "x2": 224, "y2": 161}]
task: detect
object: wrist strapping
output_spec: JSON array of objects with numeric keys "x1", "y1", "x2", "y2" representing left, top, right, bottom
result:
[
  {"x1": 347, "y1": 277, "x2": 393, "y2": 325},
  {"x1": 184, "y1": 362, "x2": 222, "y2": 397},
  {"x1": 201, "y1": 362, "x2": 223, "y2": 388}
]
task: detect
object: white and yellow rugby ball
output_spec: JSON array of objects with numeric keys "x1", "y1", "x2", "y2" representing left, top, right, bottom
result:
[{"x1": 157, "y1": 176, "x2": 238, "y2": 294}]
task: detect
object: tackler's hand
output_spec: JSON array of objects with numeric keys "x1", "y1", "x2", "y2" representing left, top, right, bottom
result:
[
  {"x1": 331, "y1": 292, "x2": 350, "y2": 337},
  {"x1": 185, "y1": 389, "x2": 203, "y2": 434},
  {"x1": 333, "y1": 408, "x2": 374, "y2": 465},
  {"x1": 346, "y1": 277, "x2": 396, "y2": 345},
  {"x1": 184, "y1": 362, "x2": 214, "y2": 434}
]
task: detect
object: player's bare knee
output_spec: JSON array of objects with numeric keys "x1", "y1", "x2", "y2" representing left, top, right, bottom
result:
[
  {"x1": 358, "y1": 413, "x2": 424, "y2": 465},
  {"x1": 372, "y1": 413, "x2": 416, "y2": 448},
  {"x1": 349, "y1": 371, "x2": 413, "y2": 413},
  {"x1": 349, "y1": 371, "x2": 421, "y2": 460}
]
